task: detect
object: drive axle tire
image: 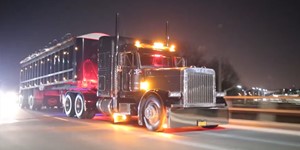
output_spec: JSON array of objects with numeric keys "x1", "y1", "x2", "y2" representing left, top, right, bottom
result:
[
  {"x1": 143, "y1": 94, "x2": 166, "y2": 132},
  {"x1": 28, "y1": 96, "x2": 42, "y2": 111},
  {"x1": 64, "y1": 94, "x2": 75, "y2": 117},
  {"x1": 19, "y1": 95, "x2": 27, "y2": 109},
  {"x1": 74, "y1": 94, "x2": 87, "y2": 119}
]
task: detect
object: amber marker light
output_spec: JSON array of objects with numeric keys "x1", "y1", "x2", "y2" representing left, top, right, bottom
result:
[
  {"x1": 162, "y1": 123, "x2": 168, "y2": 129},
  {"x1": 169, "y1": 45, "x2": 176, "y2": 52},
  {"x1": 135, "y1": 40, "x2": 141, "y2": 48},
  {"x1": 153, "y1": 42, "x2": 164, "y2": 49},
  {"x1": 112, "y1": 113, "x2": 127, "y2": 123},
  {"x1": 140, "y1": 81, "x2": 149, "y2": 91}
]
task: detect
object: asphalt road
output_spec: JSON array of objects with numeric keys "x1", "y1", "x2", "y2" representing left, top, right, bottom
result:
[{"x1": 0, "y1": 107, "x2": 300, "y2": 150}]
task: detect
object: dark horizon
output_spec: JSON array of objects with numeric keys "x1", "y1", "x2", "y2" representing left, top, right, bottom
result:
[{"x1": 1, "y1": 0, "x2": 300, "y2": 91}]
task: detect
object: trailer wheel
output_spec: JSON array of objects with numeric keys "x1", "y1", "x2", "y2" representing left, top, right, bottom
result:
[
  {"x1": 64, "y1": 94, "x2": 75, "y2": 117},
  {"x1": 19, "y1": 95, "x2": 27, "y2": 109},
  {"x1": 143, "y1": 94, "x2": 165, "y2": 132},
  {"x1": 28, "y1": 96, "x2": 41, "y2": 110},
  {"x1": 74, "y1": 94, "x2": 87, "y2": 119}
]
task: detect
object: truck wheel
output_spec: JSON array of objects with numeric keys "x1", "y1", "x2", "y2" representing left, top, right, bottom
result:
[
  {"x1": 28, "y1": 96, "x2": 41, "y2": 110},
  {"x1": 143, "y1": 94, "x2": 165, "y2": 132},
  {"x1": 19, "y1": 95, "x2": 27, "y2": 109},
  {"x1": 74, "y1": 94, "x2": 87, "y2": 119},
  {"x1": 64, "y1": 94, "x2": 75, "y2": 117}
]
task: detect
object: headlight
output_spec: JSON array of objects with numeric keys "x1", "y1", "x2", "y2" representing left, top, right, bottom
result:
[{"x1": 168, "y1": 91, "x2": 181, "y2": 97}]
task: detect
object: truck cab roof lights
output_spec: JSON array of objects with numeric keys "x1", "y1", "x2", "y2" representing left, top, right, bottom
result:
[
  {"x1": 153, "y1": 42, "x2": 164, "y2": 49},
  {"x1": 169, "y1": 45, "x2": 175, "y2": 52},
  {"x1": 134, "y1": 40, "x2": 176, "y2": 52}
]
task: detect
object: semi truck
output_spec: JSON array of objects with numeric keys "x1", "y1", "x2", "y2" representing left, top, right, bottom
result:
[{"x1": 19, "y1": 32, "x2": 228, "y2": 131}]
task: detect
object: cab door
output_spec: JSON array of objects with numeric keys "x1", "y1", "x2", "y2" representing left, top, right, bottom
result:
[{"x1": 120, "y1": 52, "x2": 137, "y2": 91}]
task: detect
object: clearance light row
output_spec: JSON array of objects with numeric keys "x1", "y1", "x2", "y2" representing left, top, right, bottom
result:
[{"x1": 135, "y1": 41, "x2": 176, "y2": 52}]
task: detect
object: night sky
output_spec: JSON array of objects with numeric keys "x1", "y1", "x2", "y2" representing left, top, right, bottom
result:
[{"x1": 1, "y1": 0, "x2": 300, "y2": 91}]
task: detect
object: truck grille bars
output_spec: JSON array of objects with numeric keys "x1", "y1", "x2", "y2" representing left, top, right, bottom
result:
[{"x1": 183, "y1": 68, "x2": 216, "y2": 107}]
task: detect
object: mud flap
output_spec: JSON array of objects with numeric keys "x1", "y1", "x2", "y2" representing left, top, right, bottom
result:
[{"x1": 165, "y1": 106, "x2": 229, "y2": 128}]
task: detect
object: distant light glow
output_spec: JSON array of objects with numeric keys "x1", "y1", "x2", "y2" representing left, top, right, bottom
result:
[{"x1": 0, "y1": 90, "x2": 19, "y2": 124}]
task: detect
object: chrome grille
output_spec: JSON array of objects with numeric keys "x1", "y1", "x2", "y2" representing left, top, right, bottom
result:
[{"x1": 183, "y1": 68, "x2": 216, "y2": 107}]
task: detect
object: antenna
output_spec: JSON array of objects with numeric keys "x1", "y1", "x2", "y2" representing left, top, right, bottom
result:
[
  {"x1": 165, "y1": 21, "x2": 170, "y2": 47},
  {"x1": 115, "y1": 13, "x2": 120, "y2": 53}
]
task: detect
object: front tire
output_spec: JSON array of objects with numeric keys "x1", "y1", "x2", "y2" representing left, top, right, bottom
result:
[
  {"x1": 64, "y1": 94, "x2": 75, "y2": 117},
  {"x1": 143, "y1": 94, "x2": 166, "y2": 132}
]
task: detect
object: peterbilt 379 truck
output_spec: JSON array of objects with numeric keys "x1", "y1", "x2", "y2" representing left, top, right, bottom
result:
[{"x1": 19, "y1": 32, "x2": 228, "y2": 131}]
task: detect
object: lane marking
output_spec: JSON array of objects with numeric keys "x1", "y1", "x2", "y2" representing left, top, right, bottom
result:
[
  {"x1": 53, "y1": 117, "x2": 69, "y2": 122},
  {"x1": 202, "y1": 131, "x2": 300, "y2": 148},
  {"x1": 223, "y1": 124, "x2": 300, "y2": 137}
]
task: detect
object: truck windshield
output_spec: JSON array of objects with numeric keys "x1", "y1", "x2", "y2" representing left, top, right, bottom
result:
[{"x1": 140, "y1": 53, "x2": 171, "y2": 68}]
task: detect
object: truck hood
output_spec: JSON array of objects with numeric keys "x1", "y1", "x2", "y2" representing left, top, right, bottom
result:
[{"x1": 142, "y1": 67, "x2": 186, "y2": 92}]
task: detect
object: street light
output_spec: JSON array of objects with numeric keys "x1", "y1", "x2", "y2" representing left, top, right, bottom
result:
[
  {"x1": 236, "y1": 85, "x2": 242, "y2": 89},
  {"x1": 222, "y1": 84, "x2": 243, "y2": 96}
]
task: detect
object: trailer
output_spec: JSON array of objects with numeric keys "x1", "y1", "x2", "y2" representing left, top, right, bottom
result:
[{"x1": 19, "y1": 33, "x2": 108, "y2": 118}]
